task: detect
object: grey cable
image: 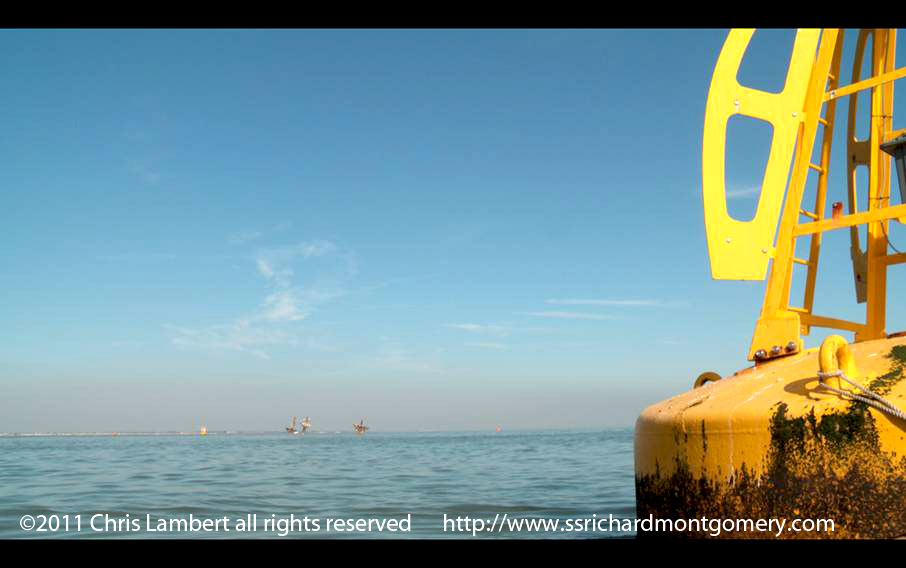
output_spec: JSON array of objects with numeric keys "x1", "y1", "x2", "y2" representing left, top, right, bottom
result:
[{"x1": 817, "y1": 370, "x2": 906, "y2": 421}]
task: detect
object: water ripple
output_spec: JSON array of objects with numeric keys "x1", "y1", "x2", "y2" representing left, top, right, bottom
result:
[{"x1": 0, "y1": 429, "x2": 636, "y2": 538}]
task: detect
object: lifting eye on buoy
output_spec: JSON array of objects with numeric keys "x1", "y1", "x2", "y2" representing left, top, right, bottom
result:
[
  {"x1": 694, "y1": 371, "x2": 722, "y2": 388},
  {"x1": 817, "y1": 335, "x2": 859, "y2": 391},
  {"x1": 815, "y1": 334, "x2": 906, "y2": 421}
]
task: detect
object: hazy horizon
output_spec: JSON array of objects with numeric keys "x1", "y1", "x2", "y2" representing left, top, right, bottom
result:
[{"x1": 0, "y1": 425, "x2": 636, "y2": 434}]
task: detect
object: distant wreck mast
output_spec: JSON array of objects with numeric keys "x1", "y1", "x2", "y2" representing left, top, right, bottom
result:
[{"x1": 286, "y1": 416, "x2": 311, "y2": 435}]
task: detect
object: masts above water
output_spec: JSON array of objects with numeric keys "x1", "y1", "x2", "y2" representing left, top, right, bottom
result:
[{"x1": 286, "y1": 415, "x2": 312, "y2": 435}]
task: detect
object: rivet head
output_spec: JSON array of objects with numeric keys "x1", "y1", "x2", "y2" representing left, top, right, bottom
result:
[
  {"x1": 755, "y1": 349, "x2": 767, "y2": 359},
  {"x1": 726, "y1": 237, "x2": 732, "y2": 243},
  {"x1": 786, "y1": 341, "x2": 797, "y2": 352},
  {"x1": 771, "y1": 345, "x2": 782, "y2": 355},
  {"x1": 761, "y1": 248, "x2": 768, "y2": 253},
  {"x1": 792, "y1": 111, "x2": 798, "y2": 117}
]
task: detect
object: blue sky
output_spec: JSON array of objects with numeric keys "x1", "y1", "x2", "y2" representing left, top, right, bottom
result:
[{"x1": 3, "y1": 29, "x2": 905, "y2": 432}]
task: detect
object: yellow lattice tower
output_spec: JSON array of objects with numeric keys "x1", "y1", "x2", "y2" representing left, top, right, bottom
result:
[{"x1": 703, "y1": 29, "x2": 906, "y2": 362}]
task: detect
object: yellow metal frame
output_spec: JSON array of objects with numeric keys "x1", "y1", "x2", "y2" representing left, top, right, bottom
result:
[{"x1": 703, "y1": 29, "x2": 906, "y2": 362}]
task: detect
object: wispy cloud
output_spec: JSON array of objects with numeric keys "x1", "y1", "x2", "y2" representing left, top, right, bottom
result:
[
  {"x1": 168, "y1": 239, "x2": 349, "y2": 359},
  {"x1": 255, "y1": 240, "x2": 337, "y2": 287},
  {"x1": 254, "y1": 240, "x2": 349, "y2": 323},
  {"x1": 726, "y1": 186, "x2": 761, "y2": 200},
  {"x1": 446, "y1": 323, "x2": 550, "y2": 337},
  {"x1": 521, "y1": 311, "x2": 620, "y2": 321},
  {"x1": 262, "y1": 290, "x2": 309, "y2": 322},
  {"x1": 97, "y1": 253, "x2": 178, "y2": 263},
  {"x1": 465, "y1": 342, "x2": 508, "y2": 350},
  {"x1": 447, "y1": 323, "x2": 511, "y2": 337},
  {"x1": 545, "y1": 298, "x2": 685, "y2": 308},
  {"x1": 262, "y1": 288, "x2": 346, "y2": 322},
  {"x1": 166, "y1": 320, "x2": 335, "y2": 360},
  {"x1": 166, "y1": 320, "x2": 295, "y2": 360}
]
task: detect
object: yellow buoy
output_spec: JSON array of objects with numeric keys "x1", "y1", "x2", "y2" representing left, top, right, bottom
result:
[{"x1": 636, "y1": 28, "x2": 906, "y2": 538}]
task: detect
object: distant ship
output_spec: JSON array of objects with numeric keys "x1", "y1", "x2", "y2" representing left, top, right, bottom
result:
[
  {"x1": 200, "y1": 426, "x2": 208, "y2": 437},
  {"x1": 286, "y1": 416, "x2": 298, "y2": 435},
  {"x1": 300, "y1": 416, "x2": 311, "y2": 434},
  {"x1": 353, "y1": 420, "x2": 369, "y2": 435}
]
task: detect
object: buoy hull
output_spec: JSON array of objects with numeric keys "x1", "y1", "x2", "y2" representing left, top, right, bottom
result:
[{"x1": 634, "y1": 336, "x2": 906, "y2": 538}]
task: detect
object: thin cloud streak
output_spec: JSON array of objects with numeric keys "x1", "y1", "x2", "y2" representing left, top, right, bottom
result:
[
  {"x1": 545, "y1": 299, "x2": 686, "y2": 307},
  {"x1": 447, "y1": 323, "x2": 511, "y2": 336},
  {"x1": 255, "y1": 240, "x2": 337, "y2": 287},
  {"x1": 522, "y1": 311, "x2": 620, "y2": 321},
  {"x1": 165, "y1": 321, "x2": 291, "y2": 360},
  {"x1": 446, "y1": 323, "x2": 552, "y2": 336},
  {"x1": 465, "y1": 342, "x2": 508, "y2": 350},
  {"x1": 726, "y1": 185, "x2": 761, "y2": 200}
]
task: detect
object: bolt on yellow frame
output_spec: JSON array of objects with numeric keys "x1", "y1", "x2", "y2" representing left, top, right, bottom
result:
[{"x1": 703, "y1": 29, "x2": 906, "y2": 362}]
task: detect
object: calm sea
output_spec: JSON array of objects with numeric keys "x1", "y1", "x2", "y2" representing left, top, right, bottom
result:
[{"x1": 0, "y1": 428, "x2": 636, "y2": 539}]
